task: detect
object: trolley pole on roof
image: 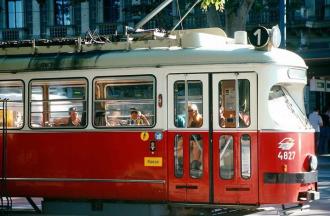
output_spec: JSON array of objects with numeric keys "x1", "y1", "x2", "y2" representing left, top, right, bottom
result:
[
  {"x1": 279, "y1": 0, "x2": 286, "y2": 48},
  {"x1": 135, "y1": 0, "x2": 174, "y2": 29}
]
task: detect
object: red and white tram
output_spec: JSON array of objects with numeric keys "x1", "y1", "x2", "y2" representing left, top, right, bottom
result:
[{"x1": 0, "y1": 27, "x2": 319, "y2": 215}]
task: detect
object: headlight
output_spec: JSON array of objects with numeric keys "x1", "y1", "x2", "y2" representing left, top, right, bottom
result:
[{"x1": 309, "y1": 154, "x2": 318, "y2": 171}]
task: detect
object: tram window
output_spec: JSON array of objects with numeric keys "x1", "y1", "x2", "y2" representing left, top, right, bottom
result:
[
  {"x1": 190, "y1": 134, "x2": 203, "y2": 179},
  {"x1": 29, "y1": 78, "x2": 87, "y2": 128},
  {"x1": 219, "y1": 135, "x2": 234, "y2": 180},
  {"x1": 268, "y1": 85, "x2": 309, "y2": 129},
  {"x1": 174, "y1": 135, "x2": 184, "y2": 178},
  {"x1": 174, "y1": 80, "x2": 203, "y2": 128},
  {"x1": 241, "y1": 134, "x2": 251, "y2": 179},
  {"x1": 219, "y1": 79, "x2": 250, "y2": 128},
  {"x1": 93, "y1": 76, "x2": 155, "y2": 128},
  {"x1": 0, "y1": 80, "x2": 24, "y2": 129}
]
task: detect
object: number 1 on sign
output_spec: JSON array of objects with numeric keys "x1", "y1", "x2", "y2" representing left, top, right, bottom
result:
[{"x1": 253, "y1": 29, "x2": 261, "y2": 46}]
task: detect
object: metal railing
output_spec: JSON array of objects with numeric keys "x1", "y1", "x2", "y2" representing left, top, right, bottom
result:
[
  {"x1": 1, "y1": 98, "x2": 12, "y2": 211},
  {"x1": 1, "y1": 29, "x2": 21, "y2": 41}
]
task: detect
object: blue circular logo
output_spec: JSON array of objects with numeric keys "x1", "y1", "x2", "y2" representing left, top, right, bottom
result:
[{"x1": 155, "y1": 132, "x2": 163, "y2": 141}]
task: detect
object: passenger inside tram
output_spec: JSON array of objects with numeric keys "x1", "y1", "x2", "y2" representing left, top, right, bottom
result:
[
  {"x1": 219, "y1": 105, "x2": 250, "y2": 128},
  {"x1": 106, "y1": 110, "x2": 122, "y2": 127},
  {"x1": 175, "y1": 114, "x2": 185, "y2": 127},
  {"x1": 54, "y1": 106, "x2": 81, "y2": 127},
  {"x1": 187, "y1": 104, "x2": 203, "y2": 128},
  {"x1": 127, "y1": 108, "x2": 150, "y2": 126}
]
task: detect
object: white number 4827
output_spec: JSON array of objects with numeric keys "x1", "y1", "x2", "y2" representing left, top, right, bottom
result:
[{"x1": 278, "y1": 151, "x2": 295, "y2": 160}]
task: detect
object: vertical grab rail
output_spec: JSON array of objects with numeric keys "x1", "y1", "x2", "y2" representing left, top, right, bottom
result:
[{"x1": 1, "y1": 98, "x2": 12, "y2": 211}]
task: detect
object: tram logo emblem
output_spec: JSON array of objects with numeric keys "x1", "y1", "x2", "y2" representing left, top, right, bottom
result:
[{"x1": 278, "y1": 138, "x2": 295, "y2": 150}]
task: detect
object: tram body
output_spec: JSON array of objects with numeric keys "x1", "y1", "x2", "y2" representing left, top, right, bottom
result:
[{"x1": 0, "y1": 28, "x2": 319, "y2": 211}]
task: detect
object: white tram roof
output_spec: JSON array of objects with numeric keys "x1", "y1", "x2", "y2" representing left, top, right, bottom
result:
[{"x1": 0, "y1": 28, "x2": 307, "y2": 72}]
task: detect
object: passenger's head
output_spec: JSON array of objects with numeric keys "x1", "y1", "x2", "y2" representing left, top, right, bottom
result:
[
  {"x1": 313, "y1": 107, "x2": 320, "y2": 113},
  {"x1": 69, "y1": 107, "x2": 79, "y2": 119},
  {"x1": 130, "y1": 108, "x2": 138, "y2": 119},
  {"x1": 188, "y1": 104, "x2": 198, "y2": 117}
]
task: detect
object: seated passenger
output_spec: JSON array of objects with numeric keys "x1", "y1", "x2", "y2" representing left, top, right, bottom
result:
[
  {"x1": 128, "y1": 108, "x2": 150, "y2": 126},
  {"x1": 187, "y1": 104, "x2": 203, "y2": 128},
  {"x1": 54, "y1": 107, "x2": 81, "y2": 127},
  {"x1": 175, "y1": 114, "x2": 186, "y2": 128},
  {"x1": 106, "y1": 110, "x2": 122, "y2": 127}
]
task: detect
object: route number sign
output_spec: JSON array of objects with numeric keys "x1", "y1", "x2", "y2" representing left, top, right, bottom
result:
[{"x1": 248, "y1": 26, "x2": 270, "y2": 48}]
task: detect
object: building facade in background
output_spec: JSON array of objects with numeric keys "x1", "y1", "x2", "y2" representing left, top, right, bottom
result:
[{"x1": 0, "y1": 0, "x2": 329, "y2": 112}]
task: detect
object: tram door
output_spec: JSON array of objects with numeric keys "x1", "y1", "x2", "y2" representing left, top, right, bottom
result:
[
  {"x1": 167, "y1": 74, "x2": 210, "y2": 203},
  {"x1": 167, "y1": 72, "x2": 258, "y2": 204},
  {"x1": 212, "y1": 73, "x2": 258, "y2": 204}
]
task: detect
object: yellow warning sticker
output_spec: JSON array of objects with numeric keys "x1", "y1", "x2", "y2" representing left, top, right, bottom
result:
[
  {"x1": 144, "y1": 157, "x2": 163, "y2": 167},
  {"x1": 140, "y1": 131, "x2": 149, "y2": 141}
]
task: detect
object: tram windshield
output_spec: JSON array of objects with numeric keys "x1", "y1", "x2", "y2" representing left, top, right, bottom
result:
[{"x1": 268, "y1": 85, "x2": 310, "y2": 130}]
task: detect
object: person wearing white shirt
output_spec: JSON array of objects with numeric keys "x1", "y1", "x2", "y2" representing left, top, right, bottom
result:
[{"x1": 309, "y1": 108, "x2": 323, "y2": 154}]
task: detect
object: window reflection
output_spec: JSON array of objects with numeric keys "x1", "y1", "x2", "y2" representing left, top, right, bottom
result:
[
  {"x1": 220, "y1": 135, "x2": 234, "y2": 179},
  {"x1": 174, "y1": 135, "x2": 183, "y2": 178},
  {"x1": 190, "y1": 134, "x2": 203, "y2": 179},
  {"x1": 55, "y1": 0, "x2": 72, "y2": 26},
  {"x1": 268, "y1": 85, "x2": 309, "y2": 129},
  {"x1": 241, "y1": 135, "x2": 251, "y2": 179},
  {"x1": 238, "y1": 79, "x2": 250, "y2": 127}
]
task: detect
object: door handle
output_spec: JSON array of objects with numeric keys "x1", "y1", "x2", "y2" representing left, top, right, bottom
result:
[
  {"x1": 175, "y1": 185, "x2": 186, "y2": 189},
  {"x1": 175, "y1": 185, "x2": 198, "y2": 189},
  {"x1": 186, "y1": 185, "x2": 198, "y2": 189}
]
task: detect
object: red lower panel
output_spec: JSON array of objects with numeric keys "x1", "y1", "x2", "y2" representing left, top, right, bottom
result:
[
  {"x1": 5, "y1": 181, "x2": 165, "y2": 201},
  {"x1": 0, "y1": 130, "x2": 318, "y2": 205},
  {"x1": 0, "y1": 131, "x2": 167, "y2": 201}
]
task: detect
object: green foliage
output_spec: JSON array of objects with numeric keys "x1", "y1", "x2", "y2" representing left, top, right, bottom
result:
[{"x1": 201, "y1": 0, "x2": 226, "y2": 11}]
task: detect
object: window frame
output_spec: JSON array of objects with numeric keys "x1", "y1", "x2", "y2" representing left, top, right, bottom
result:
[
  {"x1": 0, "y1": 79, "x2": 25, "y2": 130},
  {"x1": 173, "y1": 79, "x2": 204, "y2": 128},
  {"x1": 92, "y1": 75, "x2": 157, "y2": 129},
  {"x1": 28, "y1": 77, "x2": 88, "y2": 130},
  {"x1": 212, "y1": 72, "x2": 257, "y2": 131},
  {"x1": 218, "y1": 79, "x2": 251, "y2": 128},
  {"x1": 6, "y1": 0, "x2": 24, "y2": 28},
  {"x1": 168, "y1": 73, "x2": 209, "y2": 130}
]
